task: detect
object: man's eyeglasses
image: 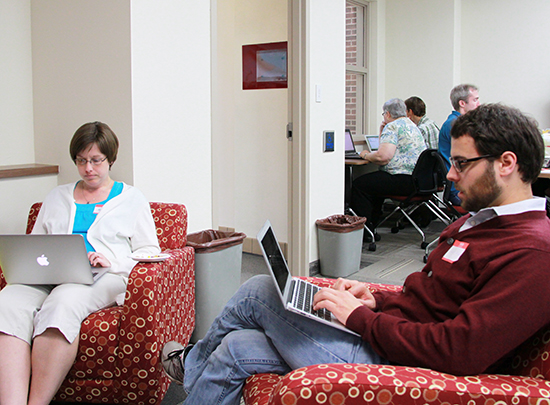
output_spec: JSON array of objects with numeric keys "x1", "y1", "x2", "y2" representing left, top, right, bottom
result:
[
  {"x1": 75, "y1": 157, "x2": 108, "y2": 166},
  {"x1": 449, "y1": 154, "x2": 498, "y2": 173}
]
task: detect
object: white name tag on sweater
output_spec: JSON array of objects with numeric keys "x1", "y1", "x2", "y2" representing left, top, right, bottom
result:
[{"x1": 442, "y1": 240, "x2": 469, "y2": 263}]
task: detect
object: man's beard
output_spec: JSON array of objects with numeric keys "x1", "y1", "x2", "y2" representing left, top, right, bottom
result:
[{"x1": 460, "y1": 163, "x2": 502, "y2": 212}]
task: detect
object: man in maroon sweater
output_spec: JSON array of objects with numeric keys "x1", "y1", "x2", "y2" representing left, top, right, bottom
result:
[
  {"x1": 328, "y1": 104, "x2": 550, "y2": 375},
  {"x1": 163, "y1": 104, "x2": 550, "y2": 405}
]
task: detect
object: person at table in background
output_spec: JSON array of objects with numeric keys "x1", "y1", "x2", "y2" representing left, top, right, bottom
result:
[
  {"x1": 439, "y1": 84, "x2": 480, "y2": 205},
  {"x1": 405, "y1": 96, "x2": 439, "y2": 149},
  {"x1": 349, "y1": 98, "x2": 426, "y2": 232},
  {"x1": 0, "y1": 122, "x2": 160, "y2": 405},
  {"x1": 161, "y1": 104, "x2": 550, "y2": 405}
]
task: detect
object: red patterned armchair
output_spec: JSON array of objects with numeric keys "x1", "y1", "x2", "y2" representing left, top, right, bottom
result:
[
  {"x1": 243, "y1": 277, "x2": 550, "y2": 405},
  {"x1": 0, "y1": 202, "x2": 195, "y2": 405}
]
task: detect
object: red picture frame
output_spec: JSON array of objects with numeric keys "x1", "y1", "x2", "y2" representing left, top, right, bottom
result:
[{"x1": 242, "y1": 41, "x2": 288, "y2": 90}]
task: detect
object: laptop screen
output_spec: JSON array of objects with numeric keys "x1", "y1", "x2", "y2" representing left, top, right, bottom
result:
[
  {"x1": 366, "y1": 135, "x2": 380, "y2": 151},
  {"x1": 260, "y1": 226, "x2": 289, "y2": 294},
  {"x1": 345, "y1": 129, "x2": 356, "y2": 153}
]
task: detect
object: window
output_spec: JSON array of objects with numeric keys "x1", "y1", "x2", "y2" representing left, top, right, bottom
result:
[{"x1": 346, "y1": 1, "x2": 368, "y2": 136}]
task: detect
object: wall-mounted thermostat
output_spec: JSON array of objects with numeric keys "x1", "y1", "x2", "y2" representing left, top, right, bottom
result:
[{"x1": 324, "y1": 130, "x2": 335, "y2": 152}]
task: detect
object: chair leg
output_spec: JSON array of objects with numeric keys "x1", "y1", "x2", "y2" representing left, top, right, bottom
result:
[
  {"x1": 423, "y1": 237, "x2": 439, "y2": 263},
  {"x1": 425, "y1": 200, "x2": 452, "y2": 225},
  {"x1": 375, "y1": 205, "x2": 402, "y2": 229},
  {"x1": 398, "y1": 208, "x2": 427, "y2": 247},
  {"x1": 429, "y1": 196, "x2": 455, "y2": 222},
  {"x1": 347, "y1": 208, "x2": 377, "y2": 251}
]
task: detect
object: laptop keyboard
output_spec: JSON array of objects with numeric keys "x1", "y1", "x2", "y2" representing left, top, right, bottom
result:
[
  {"x1": 289, "y1": 278, "x2": 332, "y2": 321},
  {"x1": 345, "y1": 152, "x2": 363, "y2": 159}
]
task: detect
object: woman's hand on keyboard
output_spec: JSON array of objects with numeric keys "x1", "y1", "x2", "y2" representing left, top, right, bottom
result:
[{"x1": 88, "y1": 251, "x2": 111, "y2": 268}]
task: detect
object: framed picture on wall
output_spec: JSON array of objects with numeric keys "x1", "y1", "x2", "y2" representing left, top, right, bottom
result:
[{"x1": 242, "y1": 41, "x2": 288, "y2": 90}]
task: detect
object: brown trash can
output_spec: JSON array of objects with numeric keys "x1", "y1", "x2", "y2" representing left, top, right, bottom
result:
[
  {"x1": 315, "y1": 215, "x2": 365, "y2": 278},
  {"x1": 187, "y1": 230, "x2": 246, "y2": 342}
]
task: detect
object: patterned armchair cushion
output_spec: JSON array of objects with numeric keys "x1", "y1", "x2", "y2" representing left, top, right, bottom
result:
[
  {"x1": 242, "y1": 277, "x2": 550, "y2": 405},
  {"x1": 1, "y1": 201, "x2": 195, "y2": 405},
  {"x1": 244, "y1": 364, "x2": 550, "y2": 405},
  {"x1": 508, "y1": 323, "x2": 550, "y2": 380},
  {"x1": 151, "y1": 202, "x2": 188, "y2": 249}
]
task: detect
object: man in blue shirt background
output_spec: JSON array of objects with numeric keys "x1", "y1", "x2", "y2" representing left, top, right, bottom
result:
[{"x1": 439, "y1": 84, "x2": 480, "y2": 205}]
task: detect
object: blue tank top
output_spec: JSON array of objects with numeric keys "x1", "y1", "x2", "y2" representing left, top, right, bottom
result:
[{"x1": 73, "y1": 181, "x2": 123, "y2": 252}]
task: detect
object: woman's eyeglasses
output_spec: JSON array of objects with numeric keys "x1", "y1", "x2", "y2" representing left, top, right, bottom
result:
[{"x1": 75, "y1": 157, "x2": 108, "y2": 166}]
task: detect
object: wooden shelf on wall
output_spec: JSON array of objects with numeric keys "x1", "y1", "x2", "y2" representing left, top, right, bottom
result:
[{"x1": 0, "y1": 164, "x2": 59, "y2": 179}]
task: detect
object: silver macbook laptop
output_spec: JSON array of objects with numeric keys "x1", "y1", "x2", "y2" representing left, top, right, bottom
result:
[
  {"x1": 345, "y1": 129, "x2": 363, "y2": 159},
  {"x1": 0, "y1": 234, "x2": 107, "y2": 285},
  {"x1": 257, "y1": 220, "x2": 359, "y2": 336},
  {"x1": 364, "y1": 135, "x2": 380, "y2": 152}
]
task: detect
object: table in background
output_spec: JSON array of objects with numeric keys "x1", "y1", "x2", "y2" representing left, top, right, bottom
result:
[{"x1": 345, "y1": 158, "x2": 370, "y2": 209}]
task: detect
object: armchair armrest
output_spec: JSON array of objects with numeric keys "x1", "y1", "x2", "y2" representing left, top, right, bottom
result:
[
  {"x1": 0, "y1": 270, "x2": 5, "y2": 290},
  {"x1": 115, "y1": 246, "x2": 195, "y2": 400},
  {"x1": 299, "y1": 276, "x2": 403, "y2": 293},
  {"x1": 245, "y1": 364, "x2": 549, "y2": 404}
]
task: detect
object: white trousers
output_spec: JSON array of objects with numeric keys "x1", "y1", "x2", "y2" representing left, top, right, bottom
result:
[{"x1": 0, "y1": 273, "x2": 126, "y2": 344}]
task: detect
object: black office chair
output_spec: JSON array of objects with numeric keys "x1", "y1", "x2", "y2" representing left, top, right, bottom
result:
[
  {"x1": 422, "y1": 153, "x2": 467, "y2": 262},
  {"x1": 374, "y1": 149, "x2": 451, "y2": 248},
  {"x1": 425, "y1": 151, "x2": 462, "y2": 222}
]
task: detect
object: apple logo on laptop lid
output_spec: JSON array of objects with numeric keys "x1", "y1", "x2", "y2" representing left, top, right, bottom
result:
[{"x1": 37, "y1": 254, "x2": 50, "y2": 266}]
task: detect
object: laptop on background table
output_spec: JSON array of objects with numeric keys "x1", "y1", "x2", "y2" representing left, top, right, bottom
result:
[
  {"x1": 345, "y1": 129, "x2": 363, "y2": 160},
  {"x1": 364, "y1": 135, "x2": 380, "y2": 152},
  {"x1": 0, "y1": 234, "x2": 107, "y2": 285},
  {"x1": 257, "y1": 220, "x2": 359, "y2": 336}
]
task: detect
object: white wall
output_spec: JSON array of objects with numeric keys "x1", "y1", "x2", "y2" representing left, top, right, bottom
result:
[
  {"x1": 29, "y1": 1, "x2": 212, "y2": 233},
  {"x1": 384, "y1": 0, "x2": 550, "y2": 129},
  {"x1": 0, "y1": 0, "x2": 53, "y2": 234},
  {"x1": 130, "y1": 2, "x2": 213, "y2": 232},
  {"x1": 385, "y1": 0, "x2": 456, "y2": 126},
  {"x1": 4, "y1": 0, "x2": 550, "y2": 243},
  {"x1": 31, "y1": 0, "x2": 133, "y2": 186},
  {"x1": 0, "y1": 0, "x2": 34, "y2": 165},
  {"x1": 212, "y1": 0, "x2": 289, "y2": 239},
  {"x1": 461, "y1": 0, "x2": 550, "y2": 128},
  {"x1": 307, "y1": 0, "x2": 347, "y2": 260},
  {"x1": 0, "y1": 176, "x2": 58, "y2": 233},
  {"x1": 213, "y1": 0, "x2": 346, "y2": 264}
]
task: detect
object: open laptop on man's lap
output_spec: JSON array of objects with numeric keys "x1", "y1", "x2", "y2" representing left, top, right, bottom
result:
[{"x1": 257, "y1": 220, "x2": 359, "y2": 336}]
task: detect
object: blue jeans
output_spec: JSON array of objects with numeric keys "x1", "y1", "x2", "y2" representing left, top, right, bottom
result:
[{"x1": 183, "y1": 274, "x2": 388, "y2": 405}]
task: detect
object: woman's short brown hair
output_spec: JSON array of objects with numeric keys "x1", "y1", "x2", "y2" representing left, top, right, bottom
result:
[{"x1": 69, "y1": 122, "x2": 119, "y2": 167}]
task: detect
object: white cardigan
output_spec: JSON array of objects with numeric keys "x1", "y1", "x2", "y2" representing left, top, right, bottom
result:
[{"x1": 32, "y1": 182, "x2": 160, "y2": 280}]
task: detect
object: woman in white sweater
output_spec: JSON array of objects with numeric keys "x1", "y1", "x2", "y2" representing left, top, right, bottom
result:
[{"x1": 0, "y1": 122, "x2": 160, "y2": 405}]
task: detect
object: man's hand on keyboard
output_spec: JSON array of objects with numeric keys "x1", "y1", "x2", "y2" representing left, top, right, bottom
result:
[
  {"x1": 332, "y1": 278, "x2": 376, "y2": 309},
  {"x1": 312, "y1": 287, "x2": 370, "y2": 325}
]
